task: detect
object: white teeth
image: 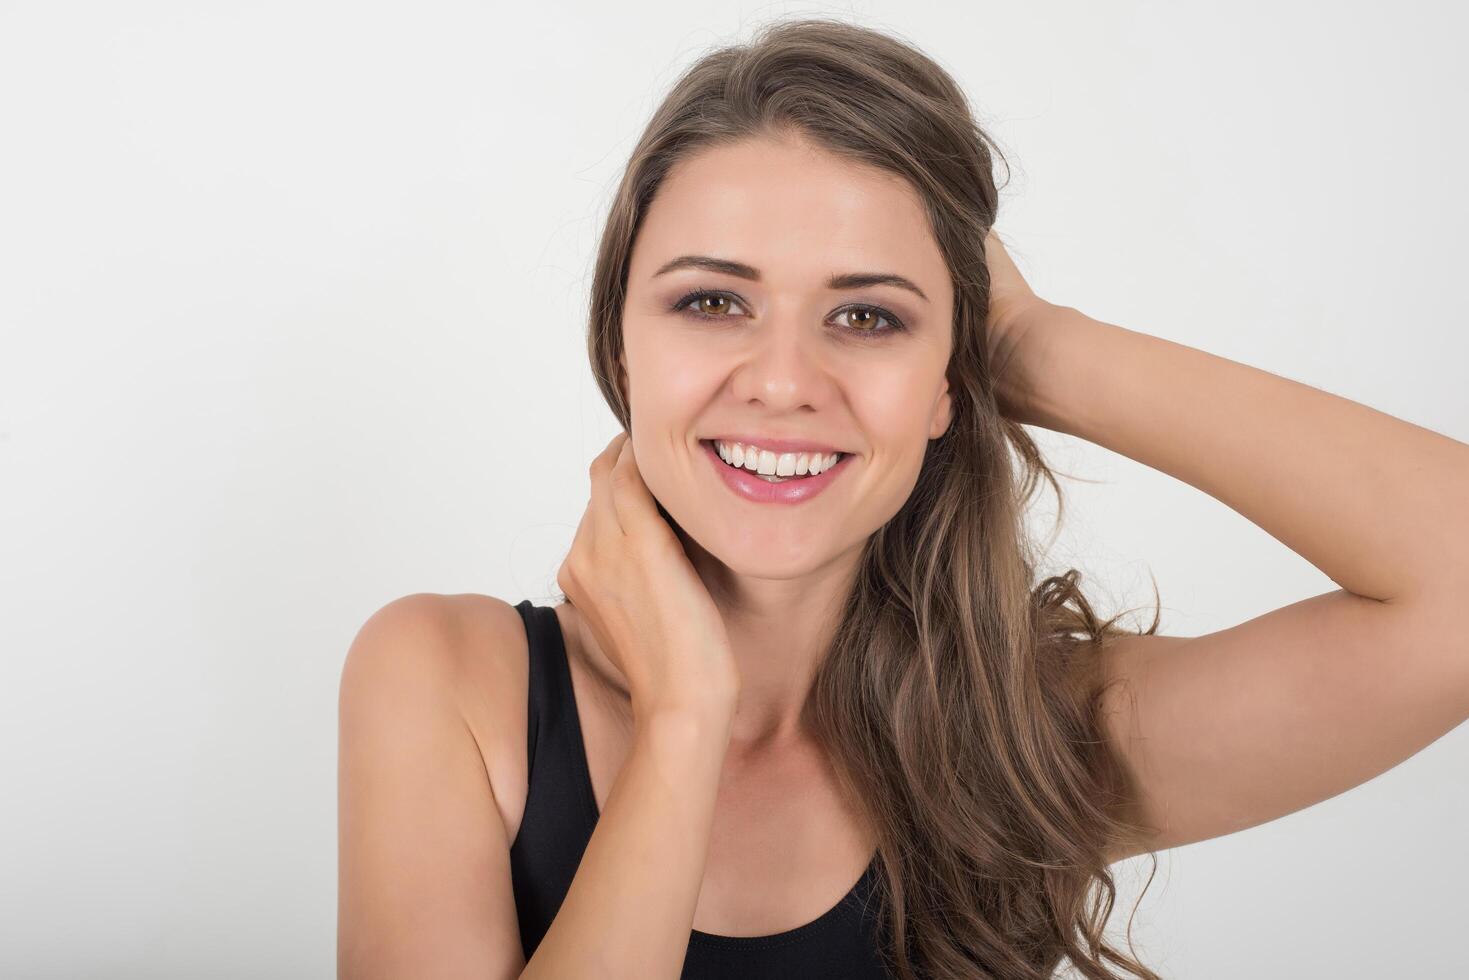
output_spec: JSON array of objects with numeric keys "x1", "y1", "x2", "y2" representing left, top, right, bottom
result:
[{"x1": 712, "y1": 440, "x2": 843, "y2": 479}]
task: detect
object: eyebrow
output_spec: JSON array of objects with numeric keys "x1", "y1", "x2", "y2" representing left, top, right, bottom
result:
[{"x1": 652, "y1": 254, "x2": 930, "y2": 304}]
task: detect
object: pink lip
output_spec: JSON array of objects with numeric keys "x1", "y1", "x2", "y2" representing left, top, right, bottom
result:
[{"x1": 701, "y1": 440, "x2": 852, "y2": 505}]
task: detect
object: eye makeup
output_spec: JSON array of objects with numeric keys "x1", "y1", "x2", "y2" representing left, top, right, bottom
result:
[{"x1": 668, "y1": 285, "x2": 909, "y2": 337}]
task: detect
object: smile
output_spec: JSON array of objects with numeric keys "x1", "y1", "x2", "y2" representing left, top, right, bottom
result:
[{"x1": 700, "y1": 439, "x2": 853, "y2": 505}]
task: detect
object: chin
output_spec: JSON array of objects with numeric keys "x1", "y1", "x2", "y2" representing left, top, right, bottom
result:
[
  {"x1": 646, "y1": 466, "x2": 874, "y2": 580},
  {"x1": 710, "y1": 547, "x2": 830, "y2": 581},
  {"x1": 669, "y1": 510, "x2": 853, "y2": 581}
]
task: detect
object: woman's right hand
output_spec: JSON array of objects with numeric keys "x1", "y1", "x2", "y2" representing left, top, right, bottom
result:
[{"x1": 556, "y1": 431, "x2": 740, "y2": 722}]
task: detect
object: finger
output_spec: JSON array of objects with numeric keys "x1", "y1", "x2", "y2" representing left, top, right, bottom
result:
[
  {"x1": 608, "y1": 435, "x2": 666, "y2": 539},
  {"x1": 590, "y1": 430, "x2": 628, "y2": 471},
  {"x1": 589, "y1": 431, "x2": 629, "y2": 541}
]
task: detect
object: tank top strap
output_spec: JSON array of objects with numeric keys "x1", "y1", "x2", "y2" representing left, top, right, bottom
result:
[
  {"x1": 512, "y1": 599, "x2": 598, "y2": 824},
  {"x1": 508, "y1": 599, "x2": 600, "y2": 960},
  {"x1": 515, "y1": 598, "x2": 553, "y2": 779}
]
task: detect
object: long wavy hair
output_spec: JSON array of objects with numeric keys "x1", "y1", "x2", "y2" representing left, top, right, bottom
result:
[{"x1": 575, "y1": 17, "x2": 1164, "y2": 980}]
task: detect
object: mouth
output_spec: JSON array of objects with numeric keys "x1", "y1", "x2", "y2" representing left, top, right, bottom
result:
[{"x1": 699, "y1": 439, "x2": 853, "y2": 505}]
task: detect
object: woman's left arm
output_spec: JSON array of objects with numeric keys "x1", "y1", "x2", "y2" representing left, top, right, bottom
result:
[{"x1": 989, "y1": 238, "x2": 1469, "y2": 861}]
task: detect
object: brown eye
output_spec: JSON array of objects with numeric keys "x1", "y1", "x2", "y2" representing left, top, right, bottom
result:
[
  {"x1": 671, "y1": 288, "x2": 906, "y2": 336},
  {"x1": 840, "y1": 305, "x2": 901, "y2": 334},
  {"x1": 673, "y1": 290, "x2": 748, "y2": 318}
]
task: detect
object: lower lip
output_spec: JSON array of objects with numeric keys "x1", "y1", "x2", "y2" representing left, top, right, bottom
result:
[{"x1": 701, "y1": 441, "x2": 853, "y2": 505}]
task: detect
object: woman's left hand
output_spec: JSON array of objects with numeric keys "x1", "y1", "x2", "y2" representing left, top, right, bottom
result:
[{"x1": 983, "y1": 228, "x2": 1057, "y2": 421}]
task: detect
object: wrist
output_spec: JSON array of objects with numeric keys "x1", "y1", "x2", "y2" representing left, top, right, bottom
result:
[
  {"x1": 994, "y1": 301, "x2": 1094, "y2": 430},
  {"x1": 635, "y1": 699, "x2": 737, "y2": 751},
  {"x1": 633, "y1": 676, "x2": 739, "y2": 730}
]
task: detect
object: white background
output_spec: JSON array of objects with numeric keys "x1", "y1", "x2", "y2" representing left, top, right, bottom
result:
[{"x1": 2, "y1": 2, "x2": 1466, "y2": 977}]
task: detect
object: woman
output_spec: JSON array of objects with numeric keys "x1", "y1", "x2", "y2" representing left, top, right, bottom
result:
[{"x1": 337, "y1": 18, "x2": 1469, "y2": 980}]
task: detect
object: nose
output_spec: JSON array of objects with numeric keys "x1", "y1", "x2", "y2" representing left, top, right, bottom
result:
[{"x1": 728, "y1": 316, "x2": 839, "y2": 412}]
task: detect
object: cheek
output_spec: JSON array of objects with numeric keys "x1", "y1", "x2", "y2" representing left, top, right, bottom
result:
[
  {"x1": 622, "y1": 323, "x2": 723, "y2": 427},
  {"x1": 622, "y1": 326, "x2": 721, "y2": 496},
  {"x1": 851, "y1": 362, "x2": 944, "y2": 461}
]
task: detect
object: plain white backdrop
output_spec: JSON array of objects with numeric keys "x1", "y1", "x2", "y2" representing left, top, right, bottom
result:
[{"x1": 2, "y1": 2, "x2": 1465, "y2": 977}]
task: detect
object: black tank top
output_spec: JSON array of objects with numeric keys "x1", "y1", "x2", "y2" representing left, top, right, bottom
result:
[{"x1": 507, "y1": 599, "x2": 895, "y2": 978}]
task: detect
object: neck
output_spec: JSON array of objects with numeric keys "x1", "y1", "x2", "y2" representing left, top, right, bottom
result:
[
  {"x1": 680, "y1": 526, "x2": 863, "y2": 754},
  {"x1": 565, "y1": 528, "x2": 865, "y2": 761}
]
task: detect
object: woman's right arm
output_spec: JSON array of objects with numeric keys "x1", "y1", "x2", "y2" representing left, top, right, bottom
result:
[
  {"x1": 522, "y1": 692, "x2": 736, "y2": 979},
  {"x1": 526, "y1": 430, "x2": 744, "y2": 976},
  {"x1": 339, "y1": 432, "x2": 741, "y2": 978},
  {"x1": 338, "y1": 593, "x2": 738, "y2": 980}
]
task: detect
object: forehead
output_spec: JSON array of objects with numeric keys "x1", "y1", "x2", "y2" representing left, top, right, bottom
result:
[{"x1": 630, "y1": 136, "x2": 948, "y2": 290}]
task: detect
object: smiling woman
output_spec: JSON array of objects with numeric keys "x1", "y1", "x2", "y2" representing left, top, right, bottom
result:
[
  {"x1": 554, "y1": 36, "x2": 1167, "y2": 970},
  {"x1": 458, "y1": 17, "x2": 1174, "y2": 979},
  {"x1": 343, "y1": 17, "x2": 1162, "y2": 980},
  {"x1": 337, "y1": 13, "x2": 1469, "y2": 980}
]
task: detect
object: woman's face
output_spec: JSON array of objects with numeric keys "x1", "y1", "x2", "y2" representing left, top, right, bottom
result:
[{"x1": 620, "y1": 133, "x2": 955, "y2": 580}]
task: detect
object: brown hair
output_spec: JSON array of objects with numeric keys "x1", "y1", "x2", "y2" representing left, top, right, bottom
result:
[{"x1": 577, "y1": 17, "x2": 1163, "y2": 979}]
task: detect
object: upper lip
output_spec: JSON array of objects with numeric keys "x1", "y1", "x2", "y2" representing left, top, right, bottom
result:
[{"x1": 704, "y1": 435, "x2": 850, "y2": 456}]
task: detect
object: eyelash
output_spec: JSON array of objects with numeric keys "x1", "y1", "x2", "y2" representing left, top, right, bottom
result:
[{"x1": 669, "y1": 287, "x2": 907, "y2": 336}]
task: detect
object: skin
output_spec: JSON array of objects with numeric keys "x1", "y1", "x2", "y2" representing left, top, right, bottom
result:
[
  {"x1": 984, "y1": 265, "x2": 1469, "y2": 863},
  {"x1": 596, "y1": 129, "x2": 1469, "y2": 863},
  {"x1": 337, "y1": 127, "x2": 1469, "y2": 977},
  {"x1": 594, "y1": 130, "x2": 956, "y2": 757}
]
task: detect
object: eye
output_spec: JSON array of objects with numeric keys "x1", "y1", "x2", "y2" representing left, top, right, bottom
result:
[
  {"x1": 669, "y1": 287, "x2": 907, "y2": 336},
  {"x1": 675, "y1": 290, "x2": 749, "y2": 319},
  {"x1": 837, "y1": 306, "x2": 902, "y2": 335}
]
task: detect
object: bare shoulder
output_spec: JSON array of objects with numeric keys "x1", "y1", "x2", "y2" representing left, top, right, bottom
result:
[
  {"x1": 340, "y1": 592, "x2": 528, "y2": 702},
  {"x1": 337, "y1": 592, "x2": 532, "y2": 978},
  {"x1": 341, "y1": 590, "x2": 532, "y2": 756},
  {"x1": 447, "y1": 594, "x2": 535, "y2": 752}
]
